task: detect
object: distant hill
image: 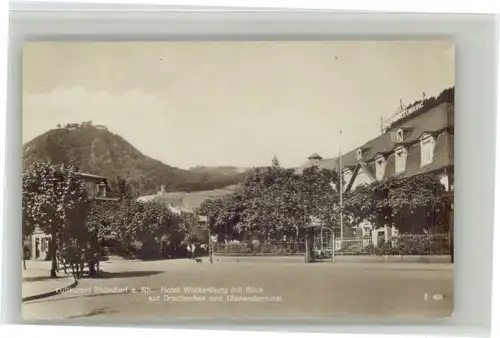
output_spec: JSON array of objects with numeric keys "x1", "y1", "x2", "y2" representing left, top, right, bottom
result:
[
  {"x1": 188, "y1": 165, "x2": 252, "y2": 176},
  {"x1": 22, "y1": 124, "x2": 247, "y2": 195}
]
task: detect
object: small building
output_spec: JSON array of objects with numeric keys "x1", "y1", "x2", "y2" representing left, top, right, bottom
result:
[
  {"x1": 29, "y1": 171, "x2": 117, "y2": 260},
  {"x1": 29, "y1": 227, "x2": 51, "y2": 260}
]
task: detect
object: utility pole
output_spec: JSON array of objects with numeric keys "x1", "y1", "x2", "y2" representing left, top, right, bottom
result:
[
  {"x1": 207, "y1": 216, "x2": 213, "y2": 264},
  {"x1": 208, "y1": 227, "x2": 213, "y2": 264}
]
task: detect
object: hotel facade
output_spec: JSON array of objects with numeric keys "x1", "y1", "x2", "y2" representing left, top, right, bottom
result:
[{"x1": 299, "y1": 89, "x2": 454, "y2": 244}]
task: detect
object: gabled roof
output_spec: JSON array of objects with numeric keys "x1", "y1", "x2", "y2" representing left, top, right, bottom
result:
[
  {"x1": 299, "y1": 101, "x2": 453, "y2": 172},
  {"x1": 403, "y1": 132, "x2": 453, "y2": 178},
  {"x1": 358, "y1": 161, "x2": 376, "y2": 182},
  {"x1": 78, "y1": 172, "x2": 107, "y2": 180},
  {"x1": 356, "y1": 101, "x2": 452, "y2": 162},
  {"x1": 136, "y1": 185, "x2": 240, "y2": 213}
]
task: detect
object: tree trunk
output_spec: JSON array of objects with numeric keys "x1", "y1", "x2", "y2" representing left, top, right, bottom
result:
[
  {"x1": 305, "y1": 233, "x2": 309, "y2": 263},
  {"x1": 50, "y1": 230, "x2": 57, "y2": 277},
  {"x1": 22, "y1": 239, "x2": 27, "y2": 270},
  {"x1": 305, "y1": 228, "x2": 314, "y2": 263}
]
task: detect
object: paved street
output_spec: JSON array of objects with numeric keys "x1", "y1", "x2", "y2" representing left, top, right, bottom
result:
[
  {"x1": 22, "y1": 257, "x2": 453, "y2": 322},
  {"x1": 22, "y1": 260, "x2": 75, "y2": 300}
]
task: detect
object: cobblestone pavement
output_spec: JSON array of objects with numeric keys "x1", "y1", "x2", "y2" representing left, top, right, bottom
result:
[{"x1": 22, "y1": 257, "x2": 453, "y2": 322}]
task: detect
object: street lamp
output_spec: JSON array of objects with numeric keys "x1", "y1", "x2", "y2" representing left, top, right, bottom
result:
[
  {"x1": 208, "y1": 227, "x2": 214, "y2": 265},
  {"x1": 198, "y1": 214, "x2": 213, "y2": 264}
]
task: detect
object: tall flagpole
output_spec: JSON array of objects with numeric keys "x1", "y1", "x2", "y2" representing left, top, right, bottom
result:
[{"x1": 339, "y1": 130, "x2": 343, "y2": 241}]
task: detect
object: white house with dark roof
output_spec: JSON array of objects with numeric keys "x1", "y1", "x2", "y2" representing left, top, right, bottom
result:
[
  {"x1": 137, "y1": 184, "x2": 240, "y2": 217},
  {"x1": 298, "y1": 91, "x2": 454, "y2": 243}
]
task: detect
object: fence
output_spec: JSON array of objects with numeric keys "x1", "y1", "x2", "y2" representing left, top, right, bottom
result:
[
  {"x1": 334, "y1": 236, "x2": 374, "y2": 256},
  {"x1": 213, "y1": 233, "x2": 450, "y2": 257},
  {"x1": 214, "y1": 241, "x2": 305, "y2": 256}
]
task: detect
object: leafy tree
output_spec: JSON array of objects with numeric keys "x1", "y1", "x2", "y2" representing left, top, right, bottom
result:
[
  {"x1": 22, "y1": 162, "x2": 90, "y2": 277},
  {"x1": 128, "y1": 201, "x2": 178, "y2": 258},
  {"x1": 115, "y1": 176, "x2": 136, "y2": 200},
  {"x1": 298, "y1": 166, "x2": 340, "y2": 229},
  {"x1": 87, "y1": 177, "x2": 182, "y2": 259},
  {"x1": 343, "y1": 181, "x2": 391, "y2": 229},
  {"x1": 199, "y1": 197, "x2": 231, "y2": 238},
  {"x1": 199, "y1": 158, "x2": 341, "y2": 249},
  {"x1": 22, "y1": 193, "x2": 35, "y2": 270},
  {"x1": 86, "y1": 200, "x2": 121, "y2": 244},
  {"x1": 386, "y1": 174, "x2": 449, "y2": 233},
  {"x1": 132, "y1": 202, "x2": 178, "y2": 241},
  {"x1": 343, "y1": 172, "x2": 450, "y2": 233},
  {"x1": 235, "y1": 162, "x2": 297, "y2": 239}
]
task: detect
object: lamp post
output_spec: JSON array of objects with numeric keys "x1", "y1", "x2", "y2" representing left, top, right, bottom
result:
[
  {"x1": 208, "y1": 227, "x2": 213, "y2": 265},
  {"x1": 198, "y1": 214, "x2": 213, "y2": 264}
]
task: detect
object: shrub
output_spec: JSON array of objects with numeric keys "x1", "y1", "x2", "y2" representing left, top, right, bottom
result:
[
  {"x1": 375, "y1": 239, "x2": 396, "y2": 256},
  {"x1": 213, "y1": 235, "x2": 450, "y2": 256},
  {"x1": 277, "y1": 247, "x2": 293, "y2": 256},
  {"x1": 361, "y1": 243, "x2": 376, "y2": 255},
  {"x1": 214, "y1": 241, "x2": 304, "y2": 256},
  {"x1": 259, "y1": 244, "x2": 274, "y2": 254},
  {"x1": 369, "y1": 234, "x2": 450, "y2": 256},
  {"x1": 392, "y1": 234, "x2": 449, "y2": 255}
]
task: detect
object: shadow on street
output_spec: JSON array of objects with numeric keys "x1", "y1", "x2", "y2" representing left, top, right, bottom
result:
[
  {"x1": 23, "y1": 276, "x2": 68, "y2": 282},
  {"x1": 98, "y1": 270, "x2": 164, "y2": 279},
  {"x1": 25, "y1": 290, "x2": 129, "y2": 305}
]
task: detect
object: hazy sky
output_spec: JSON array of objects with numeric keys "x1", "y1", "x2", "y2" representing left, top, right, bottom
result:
[{"x1": 23, "y1": 41, "x2": 454, "y2": 169}]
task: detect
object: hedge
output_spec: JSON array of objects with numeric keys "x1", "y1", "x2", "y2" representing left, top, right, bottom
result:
[
  {"x1": 214, "y1": 242, "x2": 305, "y2": 256},
  {"x1": 375, "y1": 234, "x2": 450, "y2": 256},
  {"x1": 214, "y1": 234, "x2": 450, "y2": 256}
]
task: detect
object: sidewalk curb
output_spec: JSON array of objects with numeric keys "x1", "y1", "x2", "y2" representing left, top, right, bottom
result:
[{"x1": 22, "y1": 278, "x2": 78, "y2": 303}]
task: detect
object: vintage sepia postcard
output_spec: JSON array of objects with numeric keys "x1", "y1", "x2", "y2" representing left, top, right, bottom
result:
[{"x1": 21, "y1": 41, "x2": 454, "y2": 322}]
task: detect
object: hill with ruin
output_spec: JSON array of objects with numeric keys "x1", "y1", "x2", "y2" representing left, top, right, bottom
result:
[{"x1": 23, "y1": 123, "x2": 247, "y2": 195}]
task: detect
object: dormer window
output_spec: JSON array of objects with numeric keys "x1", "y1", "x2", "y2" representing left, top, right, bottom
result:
[
  {"x1": 394, "y1": 146, "x2": 408, "y2": 174},
  {"x1": 97, "y1": 182, "x2": 107, "y2": 197},
  {"x1": 396, "y1": 129, "x2": 403, "y2": 142},
  {"x1": 374, "y1": 154, "x2": 386, "y2": 181},
  {"x1": 356, "y1": 148, "x2": 363, "y2": 161},
  {"x1": 420, "y1": 133, "x2": 435, "y2": 166},
  {"x1": 391, "y1": 127, "x2": 413, "y2": 143},
  {"x1": 391, "y1": 130, "x2": 403, "y2": 143}
]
